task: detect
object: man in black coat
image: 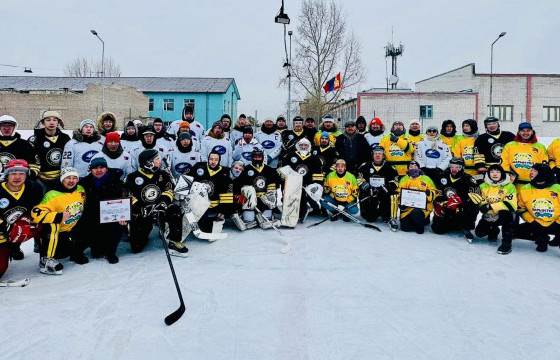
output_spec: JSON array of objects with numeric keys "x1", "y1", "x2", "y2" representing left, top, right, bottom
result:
[{"x1": 334, "y1": 120, "x2": 370, "y2": 174}]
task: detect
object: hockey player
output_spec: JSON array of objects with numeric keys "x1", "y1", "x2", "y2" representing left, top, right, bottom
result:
[
  {"x1": 61, "y1": 119, "x2": 104, "y2": 178},
  {"x1": 414, "y1": 126, "x2": 452, "y2": 181},
  {"x1": 232, "y1": 149, "x2": 280, "y2": 230},
  {"x1": 219, "y1": 114, "x2": 232, "y2": 137},
  {"x1": 120, "y1": 121, "x2": 141, "y2": 154},
  {"x1": 124, "y1": 149, "x2": 187, "y2": 255},
  {"x1": 440, "y1": 119, "x2": 460, "y2": 148},
  {"x1": 230, "y1": 114, "x2": 250, "y2": 148},
  {"x1": 334, "y1": 120, "x2": 370, "y2": 174},
  {"x1": 431, "y1": 157, "x2": 480, "y2": 241},
  {"x1": 96, "y1": 111, "x2": 118, "y2": 142},
  {"x1": 390, "y1": 161, "x2": 438, "y2": 234},
  {"x1": 473, "y1": 117, "x2": 515, "y2": 178},
  {"x1": 28, "y1": 111, "x2": 71, "y2": 190},
  {"x1": 185, "y1": 151, "x2": 233, "y2": 232},
  {"x1": 275, "y1": 115, "x2": 288, "y2": 133},
  {"x1": 0, "y1": 115, "x2": 37, "y2": 174},
  {"x1": 130, "y1": 126, "x2": 171, "y2": 171},
  {"x1": 471, "y1": 164, "x2": 517, "y2": 254},
  {"x1": 313, "y1": 132, "x2": 337, "y2": 174},
  {"x1": 200, "y1": 121, "x2": 232, "y2": 167},
  {"x1": 176, "y1": 121, "x2": 201, "y2": 151},
  {"x1": 167, "y1": 105, "x2": 205, "y2": 141},
  {"x1": 357, "y1": 145, "x2": 399, "y2": 223},
  {"x1": 255, "y1": 117, "x2": 282, "y2": 168},
  {"x1": 547, "y1": 137, "x2": 560, "y2": 180},
  {"x1": 355, "y1": 116, "x2": 368, "y2": 135},
  {"x1": 379, "y1": 121, "x2": 413, "y2": 176},
  {"x1": 313, "y1": 114, "x2": 341, "y2": 146},
  {"x1": 452, "y1": 119, "x2": 479, "y2": 178},
  {"x1": 322, "y1": 159, "x2": 359, "y2": 222},
  {"x1": 280, "y1": 116, "x2": 307, "y2": 161},
  {"x1": 515, "y1": 163, "x2": 560, "y2": 253},
  {"x1": 500, "y1": 122, "x2": 548, "y2": 191},
  {"x1": 32, "y1": 167, "x2": 88, "y2": 275},
  {"x1": 364, "y1": 117, "x2": 385, "y2": 148},
  {"x1": 405, "y1": 119, "x2": 424, "y2": 154},
  {"x1": 232, "y1": 126, "x2": 264, "y2": 166},
  {"x1": 0, "y1": 160, "x2": 43, "y2": 273},
  {"x1": 77, "y1": 158, "x2": 127, "y2": 263},
  {"x1": 304, "y1": 117, "x2": 318, "y2": 142},
  {"x1": 90, "y1": 132, "x2": 134, "y2": 180},
  {"x1": 170, "y1": 132, "x2": 202, "y2": 179}
]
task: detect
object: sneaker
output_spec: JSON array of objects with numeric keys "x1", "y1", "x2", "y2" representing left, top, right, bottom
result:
[
  {"x1": 389, "y1": 218, "x2": 399, "y2": 232},
  {"x1": 462, "y1": 229, "x2": 474, "y2": 244},
  {"x1": 70, "y1": 253, "x2": 89, "y2": 265},
  {"x1": 39, "y1": 257, "x2": 63, "y2": 275},
  {"x1": 105, "y1": 254, "x2": 119, "y2": 264},
  {"x1": 497, "y1": 243, "x2": 512, "y2": 255},
  {"x1": 11, "y1": 247, "x2": 24, "y2": 261},
  {"x1": 168, "y1": 240, "x2": 189, "y2": 254}
]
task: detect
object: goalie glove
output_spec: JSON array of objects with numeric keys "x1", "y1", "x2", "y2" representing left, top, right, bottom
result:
[
  {"x1": 445, "y1": 194, "x2": 463, "y2": 211},
  {"x1": 305, "y1": 183, "x2": 323, "y2": 203},
  {"x1": 259, "y1": 190, "x2": 277, "y2": 209},
  {"x1": 468, "y1": 192, "x2": 485, "y2": 205},
  {"x1": 241, "y1": 186, "x2": 257, "y2": 210}
]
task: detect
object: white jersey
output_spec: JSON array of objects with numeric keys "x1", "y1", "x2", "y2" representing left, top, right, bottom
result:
[
  {"x1": 230, "y1": 128, "x2": 244, "y2": 149},
  {"x1": 169, "y1": 148, "x2": 202, "y2": 179},
  {"x1": 167, "y1": 119, "x2": 205, "y2": 140},
  {"x1": 91, "y1": 150, "x2": 134, "y2": 180},
  {"x1": 255, "y1": 131, "x2": 282, "y2": 168},
  {"x1": 232, "y1": 138, "x2": 265, "y2": 166},
  {"x1": 62, "y1": 135, "x2": 104, "y2": 178},
  {"x1": 130, "y1": 143, "x2": 171, "y2": 171},
  {"x1": 414, "y1": 139, "x2": 452, "y2": 170},
  {"x1": 121, "y1": 139, "x2": 140, "y2": 155},
  {"x1": 200, "y1": 135, "x2": 232, "y2": 167},
  {"x1": 364, "y1": 132, "x2": 384, "y2": 148}
]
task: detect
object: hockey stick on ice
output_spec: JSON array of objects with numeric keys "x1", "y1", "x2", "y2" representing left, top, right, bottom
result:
[
  {"x1": 318, "y1": 198, "x2": 382, "y2": 232},
  {"x1": 0, "y1": 278, "x2": 29, "y2": 287},
  {"x1": 306, "y1": 195, "x2": 371, "y2": 228},
  {"x1": 254, "y1": 207, "x2": 292, "y2": 254}
]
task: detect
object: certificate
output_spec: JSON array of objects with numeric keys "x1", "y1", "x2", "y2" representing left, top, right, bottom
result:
[
  {"x1": 100, "y1": 198, "x2": 131, "y2": 223},
  {"x1": 369, "y1": 177, "x2": 385, "y2": 188},
  {"x1": 400, "y1": 189, "x2": 427, "y2": 209}
]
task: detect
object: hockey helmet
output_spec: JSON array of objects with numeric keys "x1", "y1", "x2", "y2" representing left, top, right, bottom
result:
[
  {"x1": 138, "y1": 149, "x2": 160, "y2": 173},
  {"x1": 295, "y1": 138, "x2": 312, "y2": 155},
  {"x1": 4, "y1": 159, "x2": 29, "y2": 175}
]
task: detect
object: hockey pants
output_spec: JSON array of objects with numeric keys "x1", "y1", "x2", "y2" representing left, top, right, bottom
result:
[
  {"x1": 514, "y1": 221, "x2": 560, "y2": 247},
  {"x1": 130, "y1": 204, "x2": 182, "y2": 253},
  {"x1": 39, "y1": 224, "x2": 86, "y2": 259},
  {"x1": 359, "y1": 190, "x2": 391, "y2": 222}
]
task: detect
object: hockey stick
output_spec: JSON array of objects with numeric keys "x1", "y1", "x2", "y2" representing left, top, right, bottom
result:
[
  {"x1": 0, "y1": 278, "x2": 29, "y2": 287},
  {"x1": 254, "y1": 207, "x2": 292, "y2": 254},
  {"x1": 319, "y1": 198, "x2": 382, "y2": 232},
  {"x1": 306, "y1": 195, "x2": 371, "y2": 228}
]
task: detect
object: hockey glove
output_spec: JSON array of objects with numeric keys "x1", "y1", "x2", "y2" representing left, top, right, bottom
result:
[
  {"x1": 241, "y1": 186, "x2": 257, "y2": 210},
  {"x1": 468, "y1": 192, "x2": 485, "y2": 205},
  {"x1": 259, "y1": 190, "x2": 277, "y2": 209},
  {"x1": 479, "y1": 203, "x2": 492, "y2": 214},
  {"x1": 360, "y1": 181, "x2": 370, "y2": 193},
  {"x1": 445, "y1": 194, "x2": 463, "y2": 211},
  {"x1": 433, "y1": 201, "x2": 446, "y2": 217}
]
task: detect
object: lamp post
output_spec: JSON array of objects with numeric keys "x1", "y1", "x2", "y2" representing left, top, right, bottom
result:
[
  {"x1": 91, "y1": 30, "x2": 105, "y2": 111},
  {"x1": 287, "y1": 30, "x2": 293, "y2": 121},
  {"x1": 489, "y1": 31, "x2": 506, "y2": 117}
]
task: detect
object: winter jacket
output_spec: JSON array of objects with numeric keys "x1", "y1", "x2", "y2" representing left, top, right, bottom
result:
[
  {"x1": 415, "y1": 138, "x2": 452, "y2": 171},
  {"x1": 334, "y1": 132, "x2": 370, "y2": 173}
]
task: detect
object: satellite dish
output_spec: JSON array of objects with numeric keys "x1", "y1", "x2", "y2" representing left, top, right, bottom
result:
[{"x1": 389, "y1": 75, "x2": 399, "y2": 85}]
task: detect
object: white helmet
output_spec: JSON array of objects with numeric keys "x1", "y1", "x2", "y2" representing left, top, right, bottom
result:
[{"x1": 295, "y1": 138, "x2": 312, "y2": 156}]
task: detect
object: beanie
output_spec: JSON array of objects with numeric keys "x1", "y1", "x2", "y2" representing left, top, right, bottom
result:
[
  {"x1": 153, "y1": 118, "x2": 163, "y2": 124},
  {"x1": 179, "y1": 121, "x2": 190, "y2": 129},
  {"x1": 212, "y1": 121, "x2": 223, "y2": 130},
  {"x1": 105, "y1": 132, "x2": 120, "y2": 143},
  {"x1": 220, "y1": 114, "x2": 231, "y2": 121},
  {"x1": 89, "y1": 157, "x2": 108, "y2": 170},
  {"x1": 60, "y1": 167, "x2": 79, "y2": 182},
  {"x1": 79, "y1": 119, "x2": 96, "y2": 130},
  {"x1": 41, "y1": 111, "x2": 61, "y2": 121},
  {"x1": 320, "y1": 131, "x2": 330, "y2": 139},
  {"x1": 178, "y1": 132, "x2": 192, "y2": 141}
]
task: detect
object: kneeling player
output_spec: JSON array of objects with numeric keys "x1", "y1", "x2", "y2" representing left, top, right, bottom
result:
[{"x1": 322, "y1": 159, "x2": 359, "y2": 221}]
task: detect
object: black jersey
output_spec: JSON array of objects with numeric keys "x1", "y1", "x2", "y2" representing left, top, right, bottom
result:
[
  {"x1": 356, "y1": 161, "x2": 400, "y2": 194},
  {"x1": 474, "y1": 130, "x2": 515, "y2": 169},
  {"x1": 124, "y1": 170, "x2": 174, "y2": 210},
  {"x1": 283, "y1": 151, "x2": 324, "y2": 186},
  {"x1": 312, "y1": 145, "x2": 337, "y2": 174},
  {"x1": 435, "y1": 169, "x2": 480, "y2": 204},
  {"x1": 185, "y1": 162, "x2": 233, "y2": 210},
  {"x1": 234, "y1": 164, "x2": 280, "y2": 197},
  {"x1": 280, "y1": 130, "x2": 307, "y2": 159},
  {"x1": 0, "y1": 181, "x2": 43, "y2": 236},
  {"x1": 28, "y1": 128, "x2": 71, "y2": 182},
  {"x1": 0, "y1": 133, "x2": 37, "y2": 174}
]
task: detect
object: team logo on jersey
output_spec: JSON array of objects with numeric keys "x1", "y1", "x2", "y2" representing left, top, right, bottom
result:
[
  {"x1": 261, "y1": 140, "x2": 275, "y2": 150},
  {"x1": 46, "y1": 149, "x2": 62, "y2": 166},
  {"x1": 425, "y1": 149, "x2": 441, "y2": 159},
  {"x1": 141, "y1": 185, "x2": 161, "y2": 202},
  {"x1": 333, "y1": 185, "x2": 349, "y2": 199},
  {"x1": 242, "y1": 152, "x2": 252, "y2": 161},
  {"x1": 82, "y1": 150, "x2": 99, "y2": 163},
  {"x1": 197, "y1": 168, "x2": 204, "y2": 176},
  {"x1": 64, "y1": 201, "x2": 84, "y2": 225},
  {"x1": 288, "y1": 135, "x2": 294, "y2": 140},
  {"x1": 462, "y1": 146, "x2": 475, "y2": 161},
  {"x1": 212, "y1": 145, "x2": 227, "y2": 155},
  {"x1": 444, "y1": 187, "x2": 457, "y2": 199},
  {"x1": 532, "y1": 198, "x2": 554, "y2": 219},
  {"x1": 0, "y1": 153, "x2": 15, "y2": 165},
  {"x1": 369, "y1": 168, "x2": 374, "y2": 174},
  {"x1": 312, "y1": 150, "x2": 318, "y2": 155},
  {"x1": 490, "y1": 143, "x2": 504, "y2": 159},
  {"x1": 296, "y1": 164, "x2": 309, "y2": 175},
  {"x1": 291, "y1": 157, "x2": 297, "y2": 164},
  {"x1": 43, "y1": 141, "x2": 51, "y2": 148},
  {"x1": 488, "y1": 138, "x2": 495, "y2": 144},
  {"x1": 0, "y1": 198, "x2": 9, "y2": 209},
  {"x1": 254, "y1": 176, "x2": 266, "y2": 190},
  {"x1": 513, "y1": 153, "x2": 533, "y2": 170},
  {"x1": 440, "y1": 178, "x2": 447, "y2": 185},
  {"x1": 175, "y1": 163, "x2": 192, "y2": 174},
  {"x1": 135, "y1": 177, "x2": 144, "y2": 185},
  {"x1": 4, "y1": 207, "x2": 25, "y2": 224},
  {"x1": 248, "y1": 170, "x2": 255, "y2": 176}
]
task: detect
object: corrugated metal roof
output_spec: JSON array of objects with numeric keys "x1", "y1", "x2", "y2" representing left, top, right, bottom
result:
[{"x1": 0, "y1": 76, "x2": 236, "y2": 93}]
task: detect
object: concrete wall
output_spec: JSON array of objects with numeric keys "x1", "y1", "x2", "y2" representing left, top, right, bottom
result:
[{"x1": 0, "y1": 83, "x2": 148, "y2": 130}]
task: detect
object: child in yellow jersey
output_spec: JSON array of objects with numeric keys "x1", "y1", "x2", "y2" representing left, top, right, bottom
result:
[
  {"x1": 452, "y1": 119, "x2": 479, "y2": 178},
  {"x1": 390, "y1": 161, "x2": 438, "y2": 233},
  {"x1": 322, "y1": 159, "x2": 359, "y2": 221},
  {"x1": 515, "y1": 164, "x2": 560, "y2": 253},
  {"x1": 472, "y1": 165, "x2": 517, "y2": 254}
]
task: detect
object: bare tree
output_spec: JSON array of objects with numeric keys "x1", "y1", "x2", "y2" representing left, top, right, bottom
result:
[
  {"x1": 64, "y1": 56, "x2": 122, "y2": 77},
  {"x1": 288, "y1": 0, "x2": 365, "y2": 120}
]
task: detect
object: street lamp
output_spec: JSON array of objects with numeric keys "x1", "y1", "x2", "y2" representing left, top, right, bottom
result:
[
  {"x1": 287, "y1": 30, "x2": 293, "y2": 121},
  {"x1": 90, "y1": 29, "x2": 105, "y2": 111},
  {"x1": 489, "y1": 31, "x2": 506, "y2": 117},
  {"x1": 274, "y1": 0, "x2": 290, "y2": 24}
]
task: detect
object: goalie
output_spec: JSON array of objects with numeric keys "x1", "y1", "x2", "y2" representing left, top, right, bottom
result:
[{"x1": 232, "y1": 149, "x2": 281, "y2": 230}]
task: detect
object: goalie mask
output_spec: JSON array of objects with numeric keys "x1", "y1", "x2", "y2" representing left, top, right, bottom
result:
[
  {"x1": 251, "y1": 148, "x2": 264, "y2": 168},
  {"x1": 138, "y1": 149, "x2": 160, "y2": 174},
  {"x1": 449, "y1": 157, "x2": 465, "y2": 178},
  {"x1": 295, "y1": 138, "x2": 312, "y2": 156}
]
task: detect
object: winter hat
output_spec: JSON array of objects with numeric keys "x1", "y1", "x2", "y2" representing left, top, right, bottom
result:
[
  {"x1": 391, "y1": 121, "x2": 405, "y2": 136},
  {"x1": 356, "y1": 116, "x2": 367, "y2": 126},
  {"x1": 426, "y1": 125, "x2": 438, "y2": 133},
  {"x1": 322, "y1": 114, "x2": 335, "y2": 124},
  {"x1": 212, "y1": 121, "x2": 223, "y2": 130},
  {"x1": 408, "y1": 160, "x2": 421, "y2": 169},
  {"x1": 441, "y1": 119, "x2": 457, "y2": 136},
  {"x1": 305, "y1": 117, "x2": 315, "y2": 124},
  {"x1": 41, "y1": 111, "x2": 61, "y2": 122},
  {"x1": 89, "y1": 157, "x2": 108, "y2": 170},
  {"x1": 179, "y1": 121, "x2": 190, "y2": 129},
  {"x1": 0, "y1": 115, "x2": 17, "y2": 126},
  {"x1": 242, "y1": 126, "x2": 254, "y2": 134},
  {"x1": 462, "y1": 119, "x2": 478, "y2": 135},
  {"x1": 345, "y1": 120, "x2": 356, "y2": 127},
  {"x1": 153, "y1": 118, "x2": 163, "y2": 125},
  {"x1": 518, "y1": 122, "x2": 533, "y2": 131},
  {"x1": 263, "y1": 116, "x2": 275, "y2": 124},
  {"x1": 125, "y1": 121, "x2": 136, "y2": 130},
  {"x1": 370, "y1": 117, "x2": 383, "y2": 128},
  {"x1": 320, "y1": 131, "x2": 330, "y2": 139},
  {"x1": 410, "y1": 119, "x2": 421, "y2": 126},
  {"x1": 178, "y1": 132, "x2": 192, "y2": 141},
  {"x1": 239, "y1": 114, "x2": 247, "y2": 119},
  {"x1": 371, "y1": 145, "x2": 385, "y2": 155},
  {"x1": 133, "y1": 119, "x2": 143, "y2": 127},
  {"x1": 60, "y1": 167, "x2": 79, "y2": 182},
  {"x1": 292, "y1": 116, "x2": 304, "y2": 124},
  {"x1": 276, "y1": 115, "x2": 286, "y2": 122},
  {"x1": 531, "y1": 163, "x2": 555, "y2": 189},
  {"x1": 105, "y1": 132, "x2": 120, "y2": 143},
  {"x1": 79, "y1": 119, "x2": 96, "y2": 130},
  {"x1": 141, "y1": 125, "x2": 156, "y2": 136},
  {"x1": 220, "y1": 114, "x2": 231, "y2": 122}
]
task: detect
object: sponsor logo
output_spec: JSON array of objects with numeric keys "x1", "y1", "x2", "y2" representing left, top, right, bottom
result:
[
  {"x1": 82, "y1": 150, "x2": 99, "y2": 163},
  {"x1": 440, "y1": 178, "x2": 447, "y2": 185},
  {"x1": 488, "y1": 138, "x2": 495, "y2": 144},
  {"x1": 532, "y1": 198, "x2": 555, "y2": 219},
  {"x1": 135, "y1": 177, "x2": 144, "y2": 185},
  {"x1": 291, "y1": 157, "x2": 297, "y2": 164},
  {"x1": 261, "y1": 140, "x2": 275, "y2": 150},
  {"x1": 43, "y1": 141, "x2": 51, "y2": 148},
  {"x1": 212, "y1": 145, "x2": 227, "y2": 155},
  {"x1": 174, "y1": 163, "x2": 192, "y2": 174},
  {"x1": 513, "y1": 152, "x2": 534, "y2": 170},
  {"x1": 248, "y1": 170, "x2": 255, "y2": 176},
  {"x1": 425, "y1": 149, "x2": 441, "y2": 159},
  {"x1": 46, "y1": 149, "x2": 62, "y2": 166},
  {"x1": 197, "y1": 168, "x2": 204, "y2": 176},
  {"x1": 64, "y1": 202, "x2": 84, "y2": 224},
  {"x1": 0, "y1": 198, "x2": 9, "y2": 209}
]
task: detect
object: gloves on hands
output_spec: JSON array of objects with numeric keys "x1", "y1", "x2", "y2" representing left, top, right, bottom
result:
[
  {"x1": 445, "y1": 194, "x2": 463, "y2": 211},
  {"x1": 479, "y1": 203, "x2": 492, "y2": 214}
]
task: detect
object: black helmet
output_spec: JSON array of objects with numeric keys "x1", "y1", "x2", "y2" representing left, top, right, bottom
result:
[
  {"x1": 449, "y1": 157, "x2": 465, "y2": 177},
  {"x1": 138, "y1": 149, "x2": 160, "y2": 173},
  {"x1": 251, "y1": 148, "x2": 265, "y2": 167},
  {"x1": 371, "y1": 145, "x2": 385, "y2": 155}
]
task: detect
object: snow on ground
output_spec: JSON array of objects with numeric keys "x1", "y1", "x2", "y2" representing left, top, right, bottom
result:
[{"x1": 3, "y1": 217, "x2": 560, "y2": 360}]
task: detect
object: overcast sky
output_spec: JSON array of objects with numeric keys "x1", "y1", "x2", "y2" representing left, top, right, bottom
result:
[{"x1": 1, "y1": 0, "x2": 558, "y2": 120}]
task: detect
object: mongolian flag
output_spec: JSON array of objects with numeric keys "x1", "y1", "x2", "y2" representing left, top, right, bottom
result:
[{"x1": 323, "y1": 73, "x2": 341, "y2": 93}]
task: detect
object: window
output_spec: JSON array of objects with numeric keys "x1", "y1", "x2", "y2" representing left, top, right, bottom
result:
[
  {"x1": 488, "y1": 105, "x2": 513, "y2": 121},
  {"x1": 163, "y1": 99, "x2": 174, "y2": 112},
  {"x1": 224, "y1": 100, "x2": 227, "y2": 113},
  {"x1": 419, "y1": 105, "x2": 433, "y2": 119},
  {"x1": 184, "y1": 99, "x2": 195, "y2": 111},
  {"x1": 148, "y1": 98, "x2": 154, "y2": 112},
  {"x1": 543, "y1": 106, "x2": 560, "y2": 122}
]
